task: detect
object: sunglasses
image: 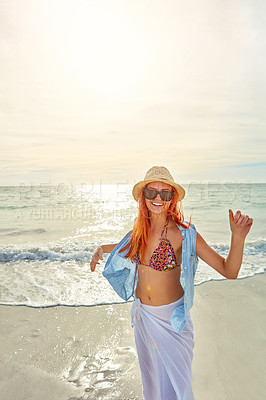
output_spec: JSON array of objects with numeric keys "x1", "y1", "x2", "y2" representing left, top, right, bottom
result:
[{"x1": 143, "y1": 187, "x2": 174, "y2": 202}]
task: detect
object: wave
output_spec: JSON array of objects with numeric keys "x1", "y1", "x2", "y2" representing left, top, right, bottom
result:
[
  {"x1": 0, "y1": 248, "x2": 92, "y2": 263},
  {"x1": 211, "y1": 239, "x2": 266, "y2": 255},
  {"x1": 0, "y1": 238, "x2": 265, "y2": 263},
  {"x1": 0, "y1": 228, "x2": 47, "y2": 236},
  {"x1": 0, "y1": 205, "x2": 31, "y2": 210},
  {"x1": 0, "y1": 300, "x2": 129, "y2": 308},
  {"x1": 0, "y1": 242, "x2": 97, "y2": 262},
  {"x1": 6, "y1": 228, "x2": 47, "y2": 236},
  {"x1": 195, "y1": 267, "x2": 265, "y2": 286}
]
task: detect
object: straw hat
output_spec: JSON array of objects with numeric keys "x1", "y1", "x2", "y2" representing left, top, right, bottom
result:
[{"x1": 132, "y1": 166, "x2": 185, "y2": 202}]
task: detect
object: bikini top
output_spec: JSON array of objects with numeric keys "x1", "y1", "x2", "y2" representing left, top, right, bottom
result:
[{"x1": 133, "y1": 217, "x2": 181, "y2": 271}]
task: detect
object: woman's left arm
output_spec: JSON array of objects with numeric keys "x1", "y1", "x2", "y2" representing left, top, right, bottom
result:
[{"x1": 196, "y1": 209, "x2": 253, "y2": 279}]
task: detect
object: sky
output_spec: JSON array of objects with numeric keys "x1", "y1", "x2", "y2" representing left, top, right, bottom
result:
[{"x1": 1, "y1": 0, "x2": 266, "y2": 186}]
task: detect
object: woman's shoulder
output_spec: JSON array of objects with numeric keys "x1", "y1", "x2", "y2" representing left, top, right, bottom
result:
[
  {"x1": 171, "y1": 221, "x2": 197, "y2": 245},
  {"x1": 169, "y1": 216, "x2": 196, "y2": 232}
]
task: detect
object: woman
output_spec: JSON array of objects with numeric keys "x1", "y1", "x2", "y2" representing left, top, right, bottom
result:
[{"x1": 90, "y1": 166, "x2": 253, "y2": 400}]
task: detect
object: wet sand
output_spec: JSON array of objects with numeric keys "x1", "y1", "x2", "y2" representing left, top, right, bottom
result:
[{"x1": 0, "y1": 273, "x2": 265, "y2": 400}]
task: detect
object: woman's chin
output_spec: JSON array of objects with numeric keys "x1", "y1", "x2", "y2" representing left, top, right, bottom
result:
[{"x1": 148, "y1": 206, "x2": 168, "y2": 215}]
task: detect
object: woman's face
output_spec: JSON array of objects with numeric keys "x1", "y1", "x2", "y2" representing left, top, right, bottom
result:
[{"x1": 144, "y1": 181, "x2": 174, "y2": 215}]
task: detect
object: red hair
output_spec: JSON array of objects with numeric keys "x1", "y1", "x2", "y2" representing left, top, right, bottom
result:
[{"x1": 119, "y1": 187, "x2": 191, "y2": 262}]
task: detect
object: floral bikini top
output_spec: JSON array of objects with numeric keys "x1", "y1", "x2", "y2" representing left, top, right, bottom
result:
[{"x1": 133, "y1": 217, "x2": 181, "y2": 271}]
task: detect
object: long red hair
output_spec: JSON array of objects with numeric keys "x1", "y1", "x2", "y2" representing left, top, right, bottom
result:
[{"x1": 119, "y1": 186, "x2": 190, "y2": 262}]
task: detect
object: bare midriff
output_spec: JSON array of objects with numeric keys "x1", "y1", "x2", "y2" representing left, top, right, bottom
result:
[{"x1": 135, "y1": 264, "x2": 184, "y2": 306}]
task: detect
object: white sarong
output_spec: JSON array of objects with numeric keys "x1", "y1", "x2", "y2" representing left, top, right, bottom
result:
[{"x1": 131, "y1": 296, "x2": 194, "y2": 400}]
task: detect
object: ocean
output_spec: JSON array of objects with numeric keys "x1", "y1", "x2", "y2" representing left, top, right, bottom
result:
[{"x1": 0, "y1": 183, "x2": 265, "y2": 308}]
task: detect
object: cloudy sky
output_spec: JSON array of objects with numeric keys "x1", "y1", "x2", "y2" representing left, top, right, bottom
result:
[{"x1": 1, "y1": 0, "x2": 265, "y2": 186}]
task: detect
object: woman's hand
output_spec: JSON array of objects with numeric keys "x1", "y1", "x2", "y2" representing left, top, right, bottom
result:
[
  {"x1": 229, "y1": 209, "x2": 253, "y2": 239},
  {"x1": 90, "y1": 246, "x2": 103, "y2": 272},
  {"x1": 90, "y1": 243, "x2": 118, "y2": 272}
]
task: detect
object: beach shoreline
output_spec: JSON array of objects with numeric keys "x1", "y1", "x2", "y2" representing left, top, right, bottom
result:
[{"x1": 0, "y1": 273, "x2": 265, "y2": 400}]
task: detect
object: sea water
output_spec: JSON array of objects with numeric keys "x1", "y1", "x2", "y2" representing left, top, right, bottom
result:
[{"x1": 0, "y1": 183, "x2": 265, "y2": 307}]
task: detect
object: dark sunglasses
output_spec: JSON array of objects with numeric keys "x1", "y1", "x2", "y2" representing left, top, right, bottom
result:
[{"x1": 143, "y1": 187, "x2": 174, "y2": 202}]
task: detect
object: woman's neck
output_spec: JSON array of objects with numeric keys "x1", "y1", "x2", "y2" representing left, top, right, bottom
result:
[{"x1": 148, "y1": 212, "x2": 168, "y2": 231}]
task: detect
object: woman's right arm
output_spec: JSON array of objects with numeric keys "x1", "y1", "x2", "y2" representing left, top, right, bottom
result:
[{"x1": 90, "y1": 243, "x2": 118, "y2": 272}]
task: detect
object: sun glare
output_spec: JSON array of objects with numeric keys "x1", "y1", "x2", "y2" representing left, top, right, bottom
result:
[{"x1": 69, "y1": 3, "x2": 154, "y2": 101}]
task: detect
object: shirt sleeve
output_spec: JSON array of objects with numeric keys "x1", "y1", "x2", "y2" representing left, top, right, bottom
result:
[{"x1": 102, "y1": 231, "x2": 137, "y2": 301}]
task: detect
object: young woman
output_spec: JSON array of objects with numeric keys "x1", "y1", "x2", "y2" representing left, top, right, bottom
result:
[{"x1": 90, "y1": 166, "x2": 253, "y2": 400}]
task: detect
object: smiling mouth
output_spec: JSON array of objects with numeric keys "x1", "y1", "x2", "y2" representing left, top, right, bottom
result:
[{"x1": 151, "y1": 202, "x2": 163, "y2": 206}]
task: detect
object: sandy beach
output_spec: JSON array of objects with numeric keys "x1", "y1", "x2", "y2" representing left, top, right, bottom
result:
[{"x1": 1, "y1": 273, "x2": 265, "y2": 400}]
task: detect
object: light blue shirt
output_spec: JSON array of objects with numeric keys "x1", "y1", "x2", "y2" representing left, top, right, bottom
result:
[{"x1": 102, "y1": 221, "x2": 199, "y2": 334}]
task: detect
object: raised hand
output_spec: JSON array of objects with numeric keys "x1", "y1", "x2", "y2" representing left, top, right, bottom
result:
[{"x1": 229, "y1": 209, "x2": 253, "y2": 239}]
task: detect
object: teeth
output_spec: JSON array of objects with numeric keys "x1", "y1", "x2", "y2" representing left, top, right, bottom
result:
[{"x1": 152, "y1": 202, "x2": 163, "y2": 206}]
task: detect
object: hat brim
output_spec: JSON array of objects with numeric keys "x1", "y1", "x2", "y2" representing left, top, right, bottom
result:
[{"x1": 132, "y1": 179, "x2": 185, "y2": 202}]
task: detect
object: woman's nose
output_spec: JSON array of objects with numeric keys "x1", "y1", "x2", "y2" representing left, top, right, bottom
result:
[{"x1": 154, "y1": 193, "x2": 161, "y2": 201}]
